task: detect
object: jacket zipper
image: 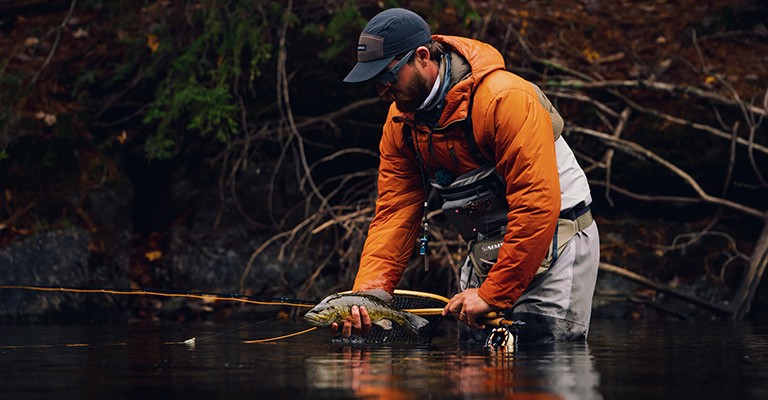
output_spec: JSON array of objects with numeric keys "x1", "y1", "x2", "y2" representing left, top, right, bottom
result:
[{"x1": 448, "y1": 147, "x2": 460, "y2": 170}]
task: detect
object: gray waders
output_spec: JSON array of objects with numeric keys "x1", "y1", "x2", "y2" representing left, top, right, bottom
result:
[{"x1": 459, "y1": 204, "x2": 599, "y2": 345}]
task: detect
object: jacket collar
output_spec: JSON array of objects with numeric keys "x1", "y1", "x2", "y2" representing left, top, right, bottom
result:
[{"x1": 395, "y1": 35, "x2": 506, "y2": 131}]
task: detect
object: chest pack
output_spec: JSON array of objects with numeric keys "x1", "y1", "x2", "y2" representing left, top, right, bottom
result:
[
  {"x1": 402, "y1": 81, "x2": 512, "y2": 242},
  {"x1": 401, "y1": 81, "x2": 591, "y2": 279}
]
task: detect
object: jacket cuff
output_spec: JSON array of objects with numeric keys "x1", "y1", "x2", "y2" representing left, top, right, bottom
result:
[{"x1": 477, "y1": 284, "x2": 517, "y2": 310}]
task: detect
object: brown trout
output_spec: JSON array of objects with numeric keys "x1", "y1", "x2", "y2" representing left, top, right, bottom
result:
[{"x1": 303, "y1": 289, "x2": 429, "y2": 337}]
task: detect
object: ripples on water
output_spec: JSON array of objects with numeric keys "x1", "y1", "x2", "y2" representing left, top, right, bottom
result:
[{"x1": 1, "y1": 319, "x2": 768, "y2": 399}]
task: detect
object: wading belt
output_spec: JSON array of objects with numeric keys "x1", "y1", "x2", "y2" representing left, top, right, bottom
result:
[
  {"x1": 559, "y1": 201, "x2": 593, "y2": 237},
  {"x1": 468, "y1": 201, "x2": 593, "y2": 280}
]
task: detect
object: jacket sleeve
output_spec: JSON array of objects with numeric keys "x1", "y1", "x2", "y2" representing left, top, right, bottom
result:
[
  {"x1": 476, "y1": 84, "x2": 561, "y2": 309},
  {"x1": 352, "y1": 118, "x2": 425, "y2": 293}
]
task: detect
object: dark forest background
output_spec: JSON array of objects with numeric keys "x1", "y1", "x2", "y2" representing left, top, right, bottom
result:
[{"x1": 0, "y1": 0, "x2": 766, "y2": 323}]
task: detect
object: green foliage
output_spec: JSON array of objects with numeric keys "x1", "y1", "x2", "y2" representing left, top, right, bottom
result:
[
  {"x1": 302, "y1": 2, "x2": 366, "y2": 62},
  {"x1": 0, "y1": 67, "x2": 21, "y2": 88},
  {"x1": 143, "y1": 134, "x2": 176, "y2": 161},
  {"x1": 72, "y1": 70, "x2": 97, "y2": 98},
  {"x1": 380, "y1": 0, "x2": 401, "y2": 8},
  {"x1": 140, "y1": 0, "x2": 274, "y2": 160},
  {"x1": 446, "y1": 0, "x2": 481, "y2": 23},
  {"x1": 0, "y1": 67, "x2": 27, "y2": 160},
  {"x1": 143, "y1": 75, "x2": 239, "y2": 146},
  {"x1": 0, "y1": 68, "x2": 25, "y2": 115},
  {"x1": 426, "y1": 0, "x2": 480, "y2": 29}
]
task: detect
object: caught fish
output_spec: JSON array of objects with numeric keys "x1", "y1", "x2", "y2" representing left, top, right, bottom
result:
[{"x1": 303, "y1": 289, "x2": 430, "y2": 337}]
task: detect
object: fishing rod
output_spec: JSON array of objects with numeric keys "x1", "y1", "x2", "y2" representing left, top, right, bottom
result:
[
  {"x1": 0, "y1": 285, "x2": 521, "y2": 347},
  {"x1": 0, "y1": 285, "x2": 317, "y2": 308},
  {"x1": 0, "y1": 285, "x2": 455, "y2": 314},
  {"x1": 0, "y1": 285, "x2": 513, "y2": 326},
  {"x1": 0, "y1": 284, "x2": 323, "y2": 346}
]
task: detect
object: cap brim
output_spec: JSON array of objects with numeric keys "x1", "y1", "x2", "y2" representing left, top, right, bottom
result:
[{"x1": 343, "y1": 56, "x2": 396, "y2": 83}]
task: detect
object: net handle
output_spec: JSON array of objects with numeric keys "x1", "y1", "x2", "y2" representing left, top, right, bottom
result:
[
  {"x1": 393, "y1": 289, "x2": 451, "y2": 304},
  {"x1": 402, "y1": 307, "x2": 444, "y2": 316}
]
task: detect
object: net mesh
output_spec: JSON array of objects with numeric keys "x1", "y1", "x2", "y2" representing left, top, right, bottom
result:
[{"x1": 332, "y1": 290, "x2": 449, "y2": 345}]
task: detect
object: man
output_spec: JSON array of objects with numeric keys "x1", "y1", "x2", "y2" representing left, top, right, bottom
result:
[{"x1": 333, "y1": 8, "x2": 599, "y2": 343}]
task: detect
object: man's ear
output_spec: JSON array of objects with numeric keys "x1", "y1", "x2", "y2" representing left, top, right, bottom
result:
[{"x1": 414, "y1": 46, "x2": 431, "y2": 67}]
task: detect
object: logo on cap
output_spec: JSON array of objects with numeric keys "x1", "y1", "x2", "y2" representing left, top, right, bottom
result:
[{"x1": 357, "y1": 33, "x2": 384, "y2": 62}]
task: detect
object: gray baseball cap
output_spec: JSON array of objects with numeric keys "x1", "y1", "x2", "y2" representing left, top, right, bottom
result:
[{"x1": 343, "y1": 8, "x2": 432, "y2": 83}]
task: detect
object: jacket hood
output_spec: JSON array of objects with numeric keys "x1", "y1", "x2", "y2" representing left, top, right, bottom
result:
[{"x1": 430, "y1": 35, "x2": 507, "y2": 128}]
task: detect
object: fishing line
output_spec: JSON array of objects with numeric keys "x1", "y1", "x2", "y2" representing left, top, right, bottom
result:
[
  {"x1": 1, "y1": 285, "x2": 319, "y2": 346},
  {"x1": 243, "y1": 327, "x2": 318, "y2": 344},
  {"x1": 172, "y1": 317, "x2": 283, "y2": 346},
  {"x1": 0, "y1": 285, "x2": 317, "y2": 308},
  {"x1": 0, "y1": 343, "x2": 94, "y2": 349}
]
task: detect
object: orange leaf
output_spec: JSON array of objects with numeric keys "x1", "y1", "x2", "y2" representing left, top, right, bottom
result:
[
  {"x1": 147, "y1": 34, "x2": 160, "y2": 53},
  {"x1": 117, "y1": 130, "x2": 128, "y2": 145},
  {"x1": 145, "y1": 250, "x2": 162, "y2": 261}
]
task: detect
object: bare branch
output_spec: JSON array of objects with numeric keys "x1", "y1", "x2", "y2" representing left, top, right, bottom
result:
[
  {"x1": 549, "y1": 79, "x2": 767, "y2": 117},
  {"x1": 576, "y1": 126, "x2": 764, "y2": 219},
  {"x1": 602, "y1": 107, "x2": 631, "y2": 207}
]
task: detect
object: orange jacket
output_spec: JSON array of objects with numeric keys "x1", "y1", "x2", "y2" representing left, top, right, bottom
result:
[{"x1": 352, "y1": 35, "x2": 560, "y2": 309}]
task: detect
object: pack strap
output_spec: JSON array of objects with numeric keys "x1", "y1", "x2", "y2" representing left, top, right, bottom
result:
[
  {"x1": 461, "y1": 91, "x2": 492, "y2": 166},
  {"x1": 535, "y1": 203, "x2": 593, "y2": 274}
]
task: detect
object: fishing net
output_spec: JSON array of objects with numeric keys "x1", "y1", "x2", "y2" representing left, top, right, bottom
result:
[{"x1": 332, "y1": 289, "x2": 449, "y2": 345}]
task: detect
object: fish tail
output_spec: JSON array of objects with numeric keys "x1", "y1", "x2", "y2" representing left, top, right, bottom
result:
[{"x1": 403, "y1": 313, "x2": 430, "y2": 337}]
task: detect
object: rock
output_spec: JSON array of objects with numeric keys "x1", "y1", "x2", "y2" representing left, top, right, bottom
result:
[{"x1": 0, "y1": 227, "x2": 91, "y2": 321}]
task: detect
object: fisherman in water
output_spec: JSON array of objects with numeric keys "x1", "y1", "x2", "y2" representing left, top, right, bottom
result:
[{"x1": 332, "y1": 8, "x2": 600, "y2": 343}]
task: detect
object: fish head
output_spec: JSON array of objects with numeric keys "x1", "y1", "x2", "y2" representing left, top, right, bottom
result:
[{"x1": 303, "y1": 302, "x2": 345, "y2": 327}]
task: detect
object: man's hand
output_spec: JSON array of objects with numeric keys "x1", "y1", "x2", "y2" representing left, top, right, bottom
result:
[
  {"x1": 442, "y1": 288, "x2": 493, "y2": 329},
  {"x1": 330, "y1": 305, "x2": 372, "y2": 337}
]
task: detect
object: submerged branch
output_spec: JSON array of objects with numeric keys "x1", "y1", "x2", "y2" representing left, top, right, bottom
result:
[{"x1": 599, "y1": 262, "x2": 732, "y2": 316}]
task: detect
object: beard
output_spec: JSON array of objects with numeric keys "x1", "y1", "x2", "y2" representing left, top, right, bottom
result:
[{"x1": 393, "y1": 71, "x2": 431, "y2": 113}]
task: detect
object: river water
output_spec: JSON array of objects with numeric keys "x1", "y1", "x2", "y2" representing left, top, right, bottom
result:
[{"x1": 1, "y1": 319, "x2": 767, "y2": 399}]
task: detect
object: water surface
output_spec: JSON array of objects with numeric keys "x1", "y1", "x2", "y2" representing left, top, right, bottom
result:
[{"x1": 1, "y1": 319, "x2": 767, "y2": 399}]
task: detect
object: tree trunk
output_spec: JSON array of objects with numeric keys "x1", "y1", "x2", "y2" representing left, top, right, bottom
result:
[{"x1": 731, "y1": 213, "x2": 768, "y2": 320}]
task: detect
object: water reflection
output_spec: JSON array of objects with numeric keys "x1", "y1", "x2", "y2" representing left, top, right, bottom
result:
[
  {"x1": 3, "y1": 320, "x2": 768, "y2": 399},
  {"x1": 305, "y1": 338, "x2": 602, "y2": 399},
  {"x1": 307, "y1": 347, "x2": 413, "y2": 399}
]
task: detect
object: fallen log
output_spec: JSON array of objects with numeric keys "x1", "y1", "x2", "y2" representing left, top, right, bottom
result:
[{"x1": 598, "y1": 262, "x2": 732, "y2": 316}]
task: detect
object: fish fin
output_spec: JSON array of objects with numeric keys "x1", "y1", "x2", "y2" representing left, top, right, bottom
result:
[
  {"x1": 316, "y1": 292, "x2": 340, "y2": 306},
  {"x1": 374, "y1": 319, "x2": 394, "y2": 330},
  {"x1": 358, "y1": 289, "x2": 393, "y2": 305},
  {"x1": 404, "y1": 313, "x2": 430, "y2": 337}
]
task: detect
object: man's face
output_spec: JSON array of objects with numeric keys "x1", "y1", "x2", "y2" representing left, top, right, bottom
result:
[{"x1": 375, "y1": 53, "x2": 431, "y2": 113}]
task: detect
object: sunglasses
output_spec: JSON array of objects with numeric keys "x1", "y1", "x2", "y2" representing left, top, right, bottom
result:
[{"x1": 375, "y1": 49, "x2": 415, "y2": 86}]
